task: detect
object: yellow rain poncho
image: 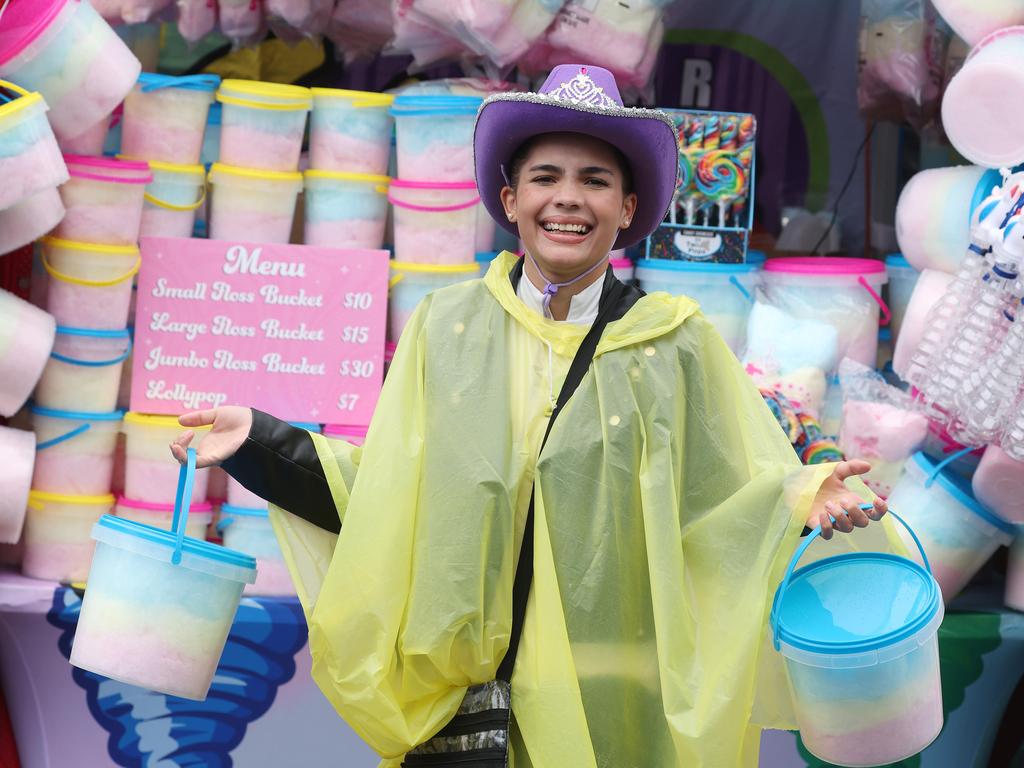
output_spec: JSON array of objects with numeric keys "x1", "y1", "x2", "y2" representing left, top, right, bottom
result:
[{"x1": 268, "y1": 250, "x2": 905, "y2": 767}]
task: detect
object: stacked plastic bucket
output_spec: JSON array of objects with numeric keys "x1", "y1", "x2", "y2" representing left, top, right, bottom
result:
[
  {"x1": 387, "y1": 93, "x2": 486, "y2": 344},
  {"x1": 209, "y1": 79, "x2": 310, "y2": 244}
]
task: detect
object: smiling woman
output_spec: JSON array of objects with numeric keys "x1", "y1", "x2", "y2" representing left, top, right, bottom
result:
[{"x1": 169, "y1": 63, "x2": 899, "y2": 768}]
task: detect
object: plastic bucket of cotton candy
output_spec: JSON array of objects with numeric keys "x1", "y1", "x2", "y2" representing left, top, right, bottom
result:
[
  {"x1": 217, "y1": 503, "x2": 295, "y2": 596},
  {"x1": 216, "y1": 79, "x2": 311, "y2": 173},
  {"x1": 208, "y1": 163, "x2": 303, "y2": 245},
  {"x1": 771, "y1": 509, "x2": 944, "y2": 766},
  {"x1": 34, "y1": 326, "x2": 132, "y2": 413},
  {"x1": 122, "y1": 412, "x2": 211, "y2": 505},
  {"x1": 0, "y1": 426, "x2": 36, "y2": 545},
  {"x1": 390, "y1": 94, "x2": 483, "y2": 182},
  {"x1": 122, "y1": 73, "x2": 220, "y2": 165},
  {"x1": 302, "y1": 170, "x2": 390, "y2": 249},
  {"x1": 55, "y1": 156, "x2": 152, "y2": 246},
  {"x1": 39, "y1": 237, "x2": 140, "y2": 330},
  {"x1": 310, "y1": 88, "x2": 394, "y2": 175},
  {"x1": 388, "y1": 180, "x2": 481, "y2": 265},
  {"x1": 71, "y1": 448, "x2": 256, "y2": 700},
  {"x1": 0, "y1": 288, "x2": 56, "y2": 418},
  {"x1": 388, "y1": 261, "x2": 479, "y2": 343},
  {"x1": 0, "y1": 0, "x2": 141, "y2": 150},
  {"x1": 888, "y1": 451, "x2": 1017, "y2": 603}
]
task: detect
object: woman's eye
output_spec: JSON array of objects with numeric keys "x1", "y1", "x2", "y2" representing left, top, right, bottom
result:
[
  {"x1": 531, "y1": 175, "x2": 555, "y2": 184},
  {"x1": 585, "y1": 178, "x2": 610, "y2": 187}
]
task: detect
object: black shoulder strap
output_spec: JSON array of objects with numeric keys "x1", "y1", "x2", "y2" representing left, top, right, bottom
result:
[{"x1": 496, "y1": 278, "x2": 628, "y2": 683}]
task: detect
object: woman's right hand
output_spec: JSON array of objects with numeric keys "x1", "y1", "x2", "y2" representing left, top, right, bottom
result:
[{"x1": 170, "y1": 406, "x2": 253, "y2": 468}]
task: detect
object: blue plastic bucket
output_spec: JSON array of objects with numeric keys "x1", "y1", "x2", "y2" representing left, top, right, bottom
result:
[
  {"x1": 71, "y1": 448, "x2": 256, "y2": 700},
  {"x1": 770, "y1": 508, "x2": 944, "y2": 766},
  {"x1": 390, "y1": 94, "x2": 483, "y2": 182},
  {"x1": 217, "y1": 503, "x2": 292, "y2": 596},
  {"x1": 35, "y1": 325, "x2": 131, "y2": 412},
  {"x1": 635, "y1": 253, "x2": 764, "y2": 352},
  {"x1": 885, "y1": 254, "x2": 919, "y2": 344}
]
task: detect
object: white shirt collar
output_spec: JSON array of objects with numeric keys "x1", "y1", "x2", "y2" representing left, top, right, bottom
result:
[{"x1": 517, "y1": 267, "x2": 604, "y2": 324}]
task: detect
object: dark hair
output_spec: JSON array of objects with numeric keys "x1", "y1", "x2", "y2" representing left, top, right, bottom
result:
[{"x1": 507, "y1": 134, "x2": 635, "y2": 195}]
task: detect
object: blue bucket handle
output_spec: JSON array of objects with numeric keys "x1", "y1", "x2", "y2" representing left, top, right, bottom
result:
[
  {"x1": 36, "y1": 422, "x2": 91, "y2": 450},
  {"x1": 924, "y1": 445, "x2": 976, "y2": 489},
  {"x1": 140, "y1": 74, "x2": 221, "y2": 93},
  {"x1": 50, "y1": 336, "x2": 132, "y2": 367},
  {"x1": 215, "y1": 516, "x2": 234, "y2": 533},
  {"x1": 770, "y1": 505, "x2": 930, "y2": 651},
  {"x1": 170, "y1": 447, "x2": 197, "y2": 565},
  {"x1": 728, "y1": 275, "x2": 753, "y2": 303}
]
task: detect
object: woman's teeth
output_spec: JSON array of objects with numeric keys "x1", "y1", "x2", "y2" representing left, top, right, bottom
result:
[{"x1": 542, "y1": 222, "x2": 591, "y2": 234}]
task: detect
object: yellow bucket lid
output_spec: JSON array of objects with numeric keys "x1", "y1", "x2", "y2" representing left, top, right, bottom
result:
[
  {"x1": 391, "y1": 261, "x2": 479, "y2": 274},
  {"x1": 0, "y1": 81, "x2": 42, "y2": 124},
  {"x1": 123, "y1": 412, "x2": 211, "y2": 428},
  {"x1": 310, "y1": 87, "x2": 394, "y2": 106},
  {"x1": 304, "y1": 169, "x2": 390, "y2": 184},
  {"x1": 39, "y1": 236, "x2": 139, "y2": 256},
  {"x1": 218, "y1": 79, "x2": 312, "y2": 109},
  {"x1": 209, "y1": 162, "x2": 302, "y2": 184},
  {"x1": 120, "y1": 156, "x2": 205, "y2": 178},
  {"x1": 28, "y1": 490, "x2": 116, "y2": 506}
]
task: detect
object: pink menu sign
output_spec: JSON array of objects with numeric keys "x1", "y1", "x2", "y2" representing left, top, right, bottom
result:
[{"x1": 131, "y1": 238, "x2": 389, "y2": 426}]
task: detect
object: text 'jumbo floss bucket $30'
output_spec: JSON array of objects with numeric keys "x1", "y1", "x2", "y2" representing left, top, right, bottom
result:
[
  {"x1": 121, "y1": 73, "x2": 220, "y2": 165},
  {"x1": 71, "y1": 448, "x2": 256, "y2": 700},
  {"x1": 771, "y1": 509, "x2": 944, "y2": 767},
  {"x1": 0, "y1": 0, "x2": 141, "y2": 146},
  {"x1": 216, "y1": 79, "x2": 311, "y2": 172},
  {"x1": 40, "y1": 236, "x2": 140, "y2": 330}
]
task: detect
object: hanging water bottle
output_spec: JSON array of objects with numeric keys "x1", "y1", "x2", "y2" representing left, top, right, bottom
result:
[
  {"x1": 952, "y1": 292, "x2": 1024, "y2": 445},
  {"x1": 1002, "y1": 390, "x2": 1024, "y2": 461},
  {"x1": 916, "y1": 222, "x2": 1022, "y2": 422}
]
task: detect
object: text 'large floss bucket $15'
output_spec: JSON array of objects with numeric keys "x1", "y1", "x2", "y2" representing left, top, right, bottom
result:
[
  {"x1": 72, "y1": 448, "x2": 256, "y2": 700},
  {"x1": 40, "y1": 236, "x2": 140, "y2": 330},
  {"x1": 0, "y1": 0, "x2": 141, "y2": 147},
  {"x1": 389, "y1": 179, "x2": 481, "y2": 265},
  {"x1": 771, "y1": 508, "x2": 944, "y2": 767},
  {"x1": 760, "y1": 257, "x2": 890, "y2": 369}
]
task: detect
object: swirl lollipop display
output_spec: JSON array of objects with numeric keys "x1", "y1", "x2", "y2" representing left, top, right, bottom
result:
[{"x1": 696, "y1": 150, "x2": 747, "y2": 226}]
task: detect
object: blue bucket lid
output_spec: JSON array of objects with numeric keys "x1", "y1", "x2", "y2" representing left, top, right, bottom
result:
[
  {"x1": 878, "y1": 327, "x2": 892, "y2": 341},
  {"x1": 288, "y1": 421, "x2": 320, "y2": 432},
  {"x1": 55, "y1": 325, "x2": 131, "y2": 339},
  {"x1": 94, "y1": 514, "x2": 256, "y2": 580},
  {"x1": 221, "y1": 503, "x2": 269, "y2": 518},
  {"x1": 475, "y1": 251, "x2": 498, "y2": 264},
  {"x1": 911, "y1": 451, "x2": 1017, "y2": 535},
  {"x1": 774, "y1": 552, "x2": 940, "y2": 655},
  {"x1": 138, "y1": 73, "x2": 221, "y2": 93},
  {"x1": 885, "y1": 253, "x2": 911, "y2": 269},
  {"x1": 391, "y1": 94, "x2": 482, "y2": 116},
  {"x1": 636, "y1": 257, "x2": 762, "y2": 274},
  {"x1": 29, "y1": 403, "x2": 125, "y2": 421},
  {"x1": 207, "y1": 102, "x2": 222, "y2": 125}
]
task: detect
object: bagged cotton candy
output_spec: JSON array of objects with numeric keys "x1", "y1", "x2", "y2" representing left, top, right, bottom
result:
[
  {"x1": 0, "y1": 426, "x2": 35, "y2": 544},
  {"x1": 178, "y1": 0, "x2": 219, "y2": 43},
  {"x1": 932, "y1": 0, "x2": 1024, "y2": 47},
  {"x1": 391, "y1": 0, "x2": 466, "y2": 67},
  {"x1": 328, "y1": 0, "x2": 394, "y2": 62},
  {"x1": 838, "y1": 359, "x2": 929, "y2": 497},
  {"x1": 122, "y1": 0, "x2": 175, "y2": 23},
  {"x1": 266, "y1": 0, "x2": 333, "y2": 38},
  {"x1": 219, "y1": 0, "x2": 265, "y2": 45}
]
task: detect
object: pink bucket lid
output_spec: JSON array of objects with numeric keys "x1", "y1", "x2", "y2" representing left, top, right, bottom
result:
[
  {"x1": 0, "y1": 0, "x2": 70, "y2": 68},
  {"x1": 116, "y1": 495, "x2": 214, "y2": 513},
  {"x1": 385, "y1": 342, "x2": 397, "y2": 360},
  {"x1": 64, "y1": 154, "x2": 153, "y2": 184},
  {"x1": 390, "y1": 179, "x2": 478, "y2": 190},
  {"x1": 609, "y1": 258, "x2": 632, "y2": 268},
  {"x1": 323, "y1": 423, "x2": 368, "y2": 437},
  {"x1": 763, "y1": 256, "x2": 886, "y2": 276}
]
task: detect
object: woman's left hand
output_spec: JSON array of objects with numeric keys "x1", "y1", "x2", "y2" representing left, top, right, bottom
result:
[{"x1": 809, "y1": 459, "x2": 888, "y2": 540}]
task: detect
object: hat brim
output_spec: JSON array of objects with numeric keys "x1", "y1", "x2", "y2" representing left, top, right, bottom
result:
[{"x1": 473, "y1": 93, "x2": 678, "y2": 251}]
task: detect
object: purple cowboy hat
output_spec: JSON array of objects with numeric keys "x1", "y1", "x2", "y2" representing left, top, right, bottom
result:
[{"x1": 474, "y1": 63, "x2": 678, "y2": 250}]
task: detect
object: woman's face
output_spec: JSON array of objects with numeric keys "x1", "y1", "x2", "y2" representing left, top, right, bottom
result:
[{"x1": 500, "y1": 133, "x2": 637, "y2": 279}]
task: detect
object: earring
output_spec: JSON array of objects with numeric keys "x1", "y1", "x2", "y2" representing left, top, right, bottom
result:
[{"x1": 508, "y1": 213, "x2": 516, "y2": 222}]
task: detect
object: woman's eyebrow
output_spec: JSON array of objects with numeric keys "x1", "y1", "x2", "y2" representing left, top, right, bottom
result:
[
  {"x1": 579, "y1": 166, "x2": 613, "y2": 176},
  {"x1": 528, "y1": 163, "x2": 563, "y2": 173}
]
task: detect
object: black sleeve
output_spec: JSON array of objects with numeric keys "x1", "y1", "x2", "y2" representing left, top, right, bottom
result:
[{"x1": 219, "y1": 409, "x2": 341, "y2": 534}]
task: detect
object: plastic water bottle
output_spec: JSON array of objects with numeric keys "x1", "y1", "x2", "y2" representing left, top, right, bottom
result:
[
  {"x1": 1003, "y1": 391, "x2": 1024, "y2": 461},
  {"x1": 952, "y1": 292, "x2": 1024, "y2": 445},
  {"x1": 903, "y1": 182, "x2": 1015, "y2": 390},
  {"x1": 916, "y1": 226, "x2": 1022, "y2": 422}
]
